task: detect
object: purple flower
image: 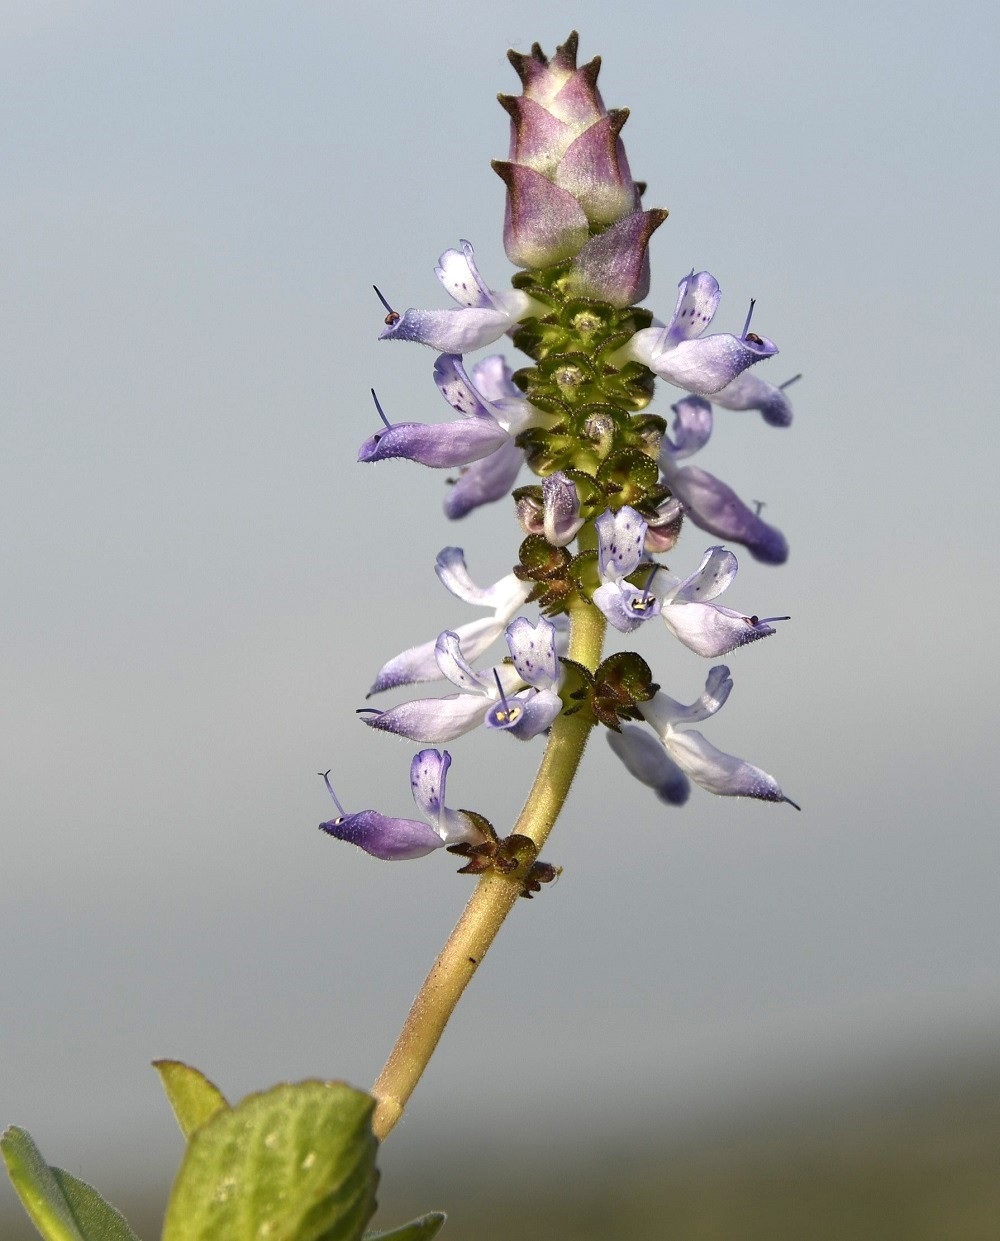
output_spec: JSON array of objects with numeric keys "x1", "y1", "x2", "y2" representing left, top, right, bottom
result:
[
  {"x1": 318, "y1": 749, "x2": 485, "y2": 860},
  {"x1": 660, "y1": 395, "x2": 789, "y2": 565},
  {"x1": 618, "y1": 271, "x2": 777, "y2": 395},
  {"x1": 607, "y1": 666, "x2": 799, "y2": 807},
  {"x1": 378, "y1": 241, "x2": 539, "y2": 354},
  {"x1": 367, "y1": 547, "x2": 533, "y2": 696}
]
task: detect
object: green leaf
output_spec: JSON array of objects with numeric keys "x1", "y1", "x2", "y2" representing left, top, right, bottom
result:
[
  {"x1": 1, "y1": 1126, "x2": 139, "y2": 1241},
  {"x1": 153, "y1": 1059, "x2": 229, "y2": 1139},
  {"x1": 162, "y1": 1080, "x2": 378, "y2": 1241},
  {"x1": 365, "y1": 1212, "x2": 446, "y2": 1241}
]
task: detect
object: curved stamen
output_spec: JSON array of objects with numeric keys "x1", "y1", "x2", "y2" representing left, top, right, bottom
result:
[
  {"x1": 318, "y1": 770, "x2": 348, "y2": 818},
  {"x1": 490, "y1": 668, "x2": 522, "y2": 726},
  {"x1": 370, "y1": 389, "x2": 392, "y2": 430},
  {"x1": 630, "y1": 563, "x2": 661, "y2": 614},
  {"x1": 747, "y1": 614, "x2": 791, "y2": 626}
]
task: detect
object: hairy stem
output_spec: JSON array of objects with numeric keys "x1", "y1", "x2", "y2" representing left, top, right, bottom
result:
[{"x1": 370, "y1": 589, "x2": 606, "y2": 1140}]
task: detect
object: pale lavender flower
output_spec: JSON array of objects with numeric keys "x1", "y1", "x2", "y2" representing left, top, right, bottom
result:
[
  {"x1": 618, "y1": 270, "x2": 777, "y2": 395},
  {"x1": 591, "y1": 506, "x2": 783, "y2": 653},
  {"x1": 608, "y1": 666, "x2": 799, "y2": 807},
  {"x1": 378, "y1": 241, "x2": 539, "y2": 353},
  {"x1": 650, "y1": 544, "x2": 787, "y2": 657},
  {"x1": 365, "y1": 619, "x2": 561, "y2": 745},
  {"x1": 367, "y1": 547, "x2": 532, "y2": 696},
  {"x1": 484, "y1": 617, "x2": 562, "y2": 739}
]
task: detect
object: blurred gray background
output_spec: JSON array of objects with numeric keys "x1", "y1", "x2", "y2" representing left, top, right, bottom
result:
[{"x1": 3, "y1": 1, "x2": 998, "y2": 1236}]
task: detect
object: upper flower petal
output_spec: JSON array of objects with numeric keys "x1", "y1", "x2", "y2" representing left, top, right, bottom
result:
[
  {"x1": 505, "y1": 616, "x2": 560, "y2": 689},
  {"x1": 663, "y1": 271, "x2": 721, "y2": 345},
  {"x1": 408, "y1": 748, "x2": 481, "y2": 845},
  {"x1": 596, "y1": 505, "x2": 647, "y2": 581},
  {"x1": 541, "y1": 471, "x2": 584, "y2": 546},
  {"x1": 641, "y1": 667, "x2": 733, "y2": 730},
  {"x1": 666, "y1": 545, "x2": 739, "y2": 604},
  {"x1": 367, "y1": 617, "x2": 504, "y2": 697}
]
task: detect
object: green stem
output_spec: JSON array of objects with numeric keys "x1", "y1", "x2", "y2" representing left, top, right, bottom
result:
[{"x1": 370, "y1": 587, "x2": 606, "y2": 1140}]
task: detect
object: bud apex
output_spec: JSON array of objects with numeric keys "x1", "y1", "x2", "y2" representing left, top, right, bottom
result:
[{"x1": 498, "y1": 32, "x2": 645, "y2": 269}]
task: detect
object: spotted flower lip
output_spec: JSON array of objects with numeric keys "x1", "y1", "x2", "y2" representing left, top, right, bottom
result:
[
  {"x1": 660, "y1": 395, "x2": 789, "y2": 565},
  {"x1": 318, "y1": 749, "x2": 484, "y2": 860},
  {"x1": 618, "y1": 270, "x2": 778, "y2": 395},
  {"x1": 592, "y1": 506, "x2": 663, "y2": 634},
  {"x1": 366, "y1": 546, "x2": 532, "y2": 696},
  {"x1": 378, "y1": 241, "x2": 539, "y2": 353},
  {"x1": 607, "y1": 666, "x2": 799, "y2": 808}
]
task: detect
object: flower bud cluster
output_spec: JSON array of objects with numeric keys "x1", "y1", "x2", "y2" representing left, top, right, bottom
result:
[{"x1": 321, "y1": 33, "x2": 800, "y2": 874}]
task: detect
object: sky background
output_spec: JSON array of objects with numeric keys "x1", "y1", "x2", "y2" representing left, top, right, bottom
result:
[{"x1": 3, "y1": 0, "x2": 999, "y2": 1232}]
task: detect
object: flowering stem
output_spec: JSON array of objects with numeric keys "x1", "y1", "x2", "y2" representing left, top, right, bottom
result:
[{"x1": 370, "y1": 584, "x2": 606, "y2": 1140}]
